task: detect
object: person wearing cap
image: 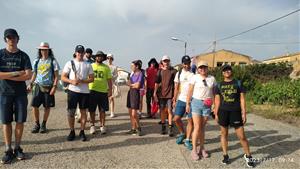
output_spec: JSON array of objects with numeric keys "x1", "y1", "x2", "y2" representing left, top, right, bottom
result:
[
  {"x1": 186, "y1": 60, "x2": 216, "y2": 160},
  {"x1": 84, "y1": 48, "x2": 94, "y2": 64},
  {"x1": 88, "y1": 51, "x2": 112, "y2": 135},
  {"x1": 126, "y1": 60, "x2": 144, "y2": 136},
  {"x1": 145, "y1": 58, "x2": 159, "y2": 118},
  {"x1": 173, "y1": 55, "x2": 194, "y2": 150},
  {"x1": 213, "y1": 65, "x2": 255, "y2": 167},
  {"x1": 0, "y1": 28, "x2": 32, "y2": 163},
  {"x1": 61, "y1": 45, "x2": 94, "y2": 142},
  {"x1": 106, "y1": 53, "x2": 118, "y2": 118},
  {"x1": 153, "y1": 55, "x2": 177, "y2": 136},
  {"x1": 27, "y1": 42, "x2": 60, "y2": 134}
]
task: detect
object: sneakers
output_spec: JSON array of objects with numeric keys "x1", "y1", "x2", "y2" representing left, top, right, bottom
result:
[
  {"x1": 184, "y1": 140, "x2": 193, "y2": 150},
  {"x1": 126, "y1": 129, "x2": 136, "y2": 135},
  {"x1": 110, "y1": 112, "x2": 115, "y2": 118},
  {"x1": 13, "y1": 147, "x2": 25, "y2": 160},
  {"x1": 79, "y1": 130, "x2": 87, "y2": 142},
  {"x1": 1, "y1": 149, "x2": 14, "y2": 164},
  {"x1": 100, "y1": 126, "x2": 107, "y2": 134},
  {"x1": 191, "y1": 150, "x2": 200, "y2": 161},
  {"x1": 222, "y1": 154, "x2": 230, "y2": 165},
  {"x1": 67, "y1": 130, "x2": 75, "y2": 141},
  {"x1": 168, "y1": 125, "x2": 174, "y2": 137},
  {"x1": 40, "y1": 123, "x2": 47, "y2": 133},
  {"x1": 138, "y1": 112, "x2": 142, "y2": 119},
  {"x1": 137, "y1": 127, "x2": 142, "y2": 136},
  {"x1": 90, "y1": 125, "x2": 96, "y2": 134},
  {"x1": 31, "y1": 123, "x2": 40, "y2": 133},
  {"x1": 161, "y1": 124, "x2": 166, "y2": 135},
  {"x1": 176, "y1": 133, "x2": 185, "y2": 144},
  {"x1": 244, "y1": 154, "x2": 255, "y2": 168}
]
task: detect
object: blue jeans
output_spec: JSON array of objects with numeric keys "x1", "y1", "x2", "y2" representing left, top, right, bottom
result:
[
  {"x1": 0, "y1": 95, "x2": 28, "y2": 124},
  {"x1": 174, "y1": 100, "x2": 192, "y2": 118},
  {"x1": 191, "y1": 98, "x2": 211, "y2": 117}
]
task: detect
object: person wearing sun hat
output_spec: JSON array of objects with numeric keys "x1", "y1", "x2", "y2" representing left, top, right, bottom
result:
[
  {"x1": 27, "y1": 42, "x2": 60, "y2": 134},
  {"x1": 0, "y1": 28, "x2": 32, "y2": 163}
]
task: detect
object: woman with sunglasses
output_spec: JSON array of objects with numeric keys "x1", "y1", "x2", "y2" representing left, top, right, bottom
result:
[{"x1": 186, "y1": 60, "x2": 216, "y2": 161}]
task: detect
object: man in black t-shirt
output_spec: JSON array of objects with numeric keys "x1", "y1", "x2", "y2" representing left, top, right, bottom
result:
[
  {"x1": 214, "y1": 65, "x2": 255, "y2": 168},
  {"x1": 0, "y1": 29, "x2": 32, "y2": 164}
]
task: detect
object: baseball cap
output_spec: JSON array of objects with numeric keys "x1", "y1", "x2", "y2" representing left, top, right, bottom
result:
[
  {"x1": 85, "y1": 48, "x2": 93, "y2": 54},
  {"x1": 37, "y1": 42, "x2": 51, "y2": 49},
  {"x1": 107, "y1": 53, "x2": 113, "y2": 58},
  {"x1": 4, "y1": 28, "x2": 19, "y2": 38},
  {"x1": 181, "y1": 55, "x2": 191, "y2": 64},
  {"x1": 197, "y1": 60, "x2": 208, "y2": 67},
  {"x1": 75, "y1": 45, "x2": 85, "y2": 53},
  {"x1": 162, "y1": 55, "x2": 170, "y2": 61},
  {"x1": 222, "y1": 64, "x2": 232, "y2": 71}
]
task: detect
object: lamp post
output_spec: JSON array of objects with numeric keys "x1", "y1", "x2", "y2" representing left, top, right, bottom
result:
[{"x1": 171, "y1": 37, "x2": 187, "y2": 56}]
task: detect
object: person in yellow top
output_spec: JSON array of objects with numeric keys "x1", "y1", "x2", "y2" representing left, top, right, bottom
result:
[{"x1": 88, "y1": 51, "x2": 112, "y2": 135}]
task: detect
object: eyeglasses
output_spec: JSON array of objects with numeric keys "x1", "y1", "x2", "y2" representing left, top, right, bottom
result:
[
  {"x1": 163, "y1": 59, "x2": 170, "y2": 63},
  {"x1": 203, "y1": 79, "x2": 208, "y2": 87}
]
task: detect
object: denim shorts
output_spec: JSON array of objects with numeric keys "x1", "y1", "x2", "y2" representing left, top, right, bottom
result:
[
  {"x1": 174, "y1": 100, "x2": 192, "y2": 119},
  {"x1": 0, "y1": 95, "x2": 28, "y2": 124},
  {"x1": 191, "y1": 98, "x2": 211, "y2": 117}
]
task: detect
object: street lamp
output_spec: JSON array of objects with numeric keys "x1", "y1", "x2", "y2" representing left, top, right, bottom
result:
[{"x1": 171, "y1": 37, "x2": 187, "y2": 55}]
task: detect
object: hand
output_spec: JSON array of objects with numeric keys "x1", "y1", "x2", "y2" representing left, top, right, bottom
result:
[
  {"x1": 71, "y1": 79, "x2": 80, "y2": 86},
  {"x1": 50, "y1": 86, "x2": 56, "y2": 95},
  {"x1": 186, "y1": 104, "x2": 190, "y2": 114},
  {"x1": 17, "y1": 70, "x2": 26, "y2": 76},
  {"x1": 153, "y1": 94, "x2": 158, "y2": 103},
  {"x1": 242, "y1": 113, "x2": 247, "y2": 124},
  {"x1": 172, "y1": 99, "x2": 176, "y2": 108},
  {"x1": 27, "y1": 85, "x2": 32, "y2": 92},
  {"x1": 108, "y1": 90, "x2": 112, "y2": 97},
  {"x1": 215, "y1": 114, "x2": 219, "y2": 123}
]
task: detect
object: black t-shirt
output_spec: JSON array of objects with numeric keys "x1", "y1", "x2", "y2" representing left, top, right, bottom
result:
[
  {"x1": 0, "y1": 48, "x2": 32, "y2": 96},
  {"x1": 214, "y1": 79, "x2": 246, "y2": 111}
]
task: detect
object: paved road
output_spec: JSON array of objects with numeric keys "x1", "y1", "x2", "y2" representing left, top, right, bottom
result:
[{"x1": 0, "y1": 86, "x2": 299, "y2": 168}]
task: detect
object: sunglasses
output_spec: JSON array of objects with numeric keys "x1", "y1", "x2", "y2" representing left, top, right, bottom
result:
[
  {"x1": 163, "y1": 59, "x2": 170, "y2": 63},
  {"x1": 198, "y1": 66, "x2": 208, "y2": 69},
  {"x1": 203, "y1": 79, "x2": 208, "y2": 87}
]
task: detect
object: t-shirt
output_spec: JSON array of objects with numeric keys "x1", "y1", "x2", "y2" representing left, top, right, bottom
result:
[
  {"x1": 33, "y1": 57, "x2": 60, "y2": 86},
  {"x1": 108, "y1": 64, "x2": 118, "y2": 83},
  {"x1": 214, "y1": 80, "x2": 246, "y2": 111},
  {"x1": 130, "y1": 71, "x2": 143, "y2": 88},
  {"x1": 174, "y1": 69, "x2": 194, "y2": 102},
  {"x1": 89, "y1": 63, "x2": 112, "y2": 93},
  {"x1": 0, "y1": 48, "x2": 32, "y2": 96},
  {"x1": 62, "y1": 59, "x2": 94, "y2": 94},
  {"x1": 155, "y1": 67, "x2": 177, "y2": 99},
  {"x1": 146, "y1": 67, "x2": 158, "y2": 89},
  {"x1": 189, "y1": 75, "x2": 216, "y2": 100}
]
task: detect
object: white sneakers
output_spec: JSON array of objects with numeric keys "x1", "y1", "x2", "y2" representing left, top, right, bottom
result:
[
  {"x1": 90, "y1": 126, "x2": 96, "y2": 134},
  {"x1": 110, "y1": 112, "x2": 115, "y2": 118},
  {"x1": 100, "y1": 126, "x2": 107, "y2": 134}
]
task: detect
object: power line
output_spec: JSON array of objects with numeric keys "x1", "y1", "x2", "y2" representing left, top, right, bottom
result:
[
  {"x1": 217, "y1": 8, "x2": 300, "y2": 42},
  {"x1": 221, "y1": 41, "x2": 300, "y2": 45}
]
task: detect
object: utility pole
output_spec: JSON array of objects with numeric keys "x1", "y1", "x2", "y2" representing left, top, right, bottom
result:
[{"x1": 212, "y1": 41, "x2": 216, "y2": 67}]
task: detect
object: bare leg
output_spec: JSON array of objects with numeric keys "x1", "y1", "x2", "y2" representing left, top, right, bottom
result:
[
  {"x1": 32, "y1": 107, "x2": 39, "y2": 122},
  {"x1": 220, "y1": 126, "x2": 229, "y2": 155},
  {"x1": 100, "y1": 112, "x2": 105, "y2": 127},
  {"x1": 192, "y1": 116, "x2": 200, "y2": 152},
  {"x1": 89, "y1": 112, "x2": 95, "y2": 125},
  {"x1": 235, "y1": 126, "x2": 251, "y2": 156},
  {"x1": 186, "y1": 118, "x2": 193, "y2": 139},
  {"x1": 3, "y1": 124, "x2": 12, "y2": 149},
  {"x1": 128, "y1": 108, "x2": 134, "y2": 129},
  {"x1": 132, "y1": 109, "x2": 140, "y2": 128},
  {"x1": 80, "y1": 109, "x2": 87, "y2": 130},
  {"x1": 42, "y1": 108, "x2": 50, "y2": 122},
  {"x1": 174, "y1": 115, "x2": 184, "y2": 133},
  {"x1": 15, "y1": 123, "x2": 24, "y2": 145}
]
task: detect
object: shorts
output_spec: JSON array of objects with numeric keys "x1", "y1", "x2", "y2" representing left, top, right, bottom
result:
[
  {"x1": 31, "y1": 84, "x2": 55, "y2": 108},
  {"x1": 159, "y1": 98, "x2": 172, "y2": 110},
  {"x1": 67, "y1": 90, "x2": 89, "y2": 116},
  {"x1": 0, "y1": 95, "x2": 28, "y2": 124},
  {"x1": 127, "y1": 89, "x2": 140, "y2": 109},
  {"x1": 218, "y1": 109, "x2": 243, "y2": 128},
  {"x1": 88, "y1": 90, "x2": 109, "y2": 112},
  {"x1": 191, "y1": 98, "x2": 211, "y2": 117},
  {"x1": 174, "y1": 100, "x2": 192, "y2": 119}
]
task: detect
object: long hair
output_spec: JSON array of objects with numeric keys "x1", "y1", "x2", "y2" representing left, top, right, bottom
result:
[
  {"x1": 37, "y1": 49, "x2": 55, "y2": 59},
  {"x1": 148, "y1": 58, "x2": 159, "y2": 69}
]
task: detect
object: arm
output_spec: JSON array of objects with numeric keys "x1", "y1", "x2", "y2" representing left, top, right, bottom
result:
[
  {"x1": 0, "y1": 70, "x2": 26, "y2": 80},
  {"x1": 107, "y1": 78, "x2": 112, "y2": 97},
  {"x1": 185, "y1": 84, "x2": 194, "y2": 113},
  {"x1": 49, "y1": 70, "x2": 59, "y2": 95},
  {"x1": 240, "y1": 92, "x2": 247, "y2": 124},
  {"x1": 173, "y1": 82, "x2": 179, "y2": 107},
  {"x1": 214, "y1": 94, "x2": 221, "y2": 122},
  {"x1": 6, "y1": 69, "x2": 32, "y2": 81},
  {"x1": 80, "y1": 74, "x2": 94, "y2": 84}
]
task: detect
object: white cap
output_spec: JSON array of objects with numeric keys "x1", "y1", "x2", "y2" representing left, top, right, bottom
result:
[
  {"x1": 197, "y1": 60, "x2": 208, "y2": 67},
  {"x1": 162, "y1": 55, "x2": 170, "y2": 61},
  {"x1": 107, "y1": 53, "x2": 113, "y2": 57}
]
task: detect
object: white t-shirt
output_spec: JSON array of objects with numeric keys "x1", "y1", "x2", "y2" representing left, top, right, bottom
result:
[
  {"x1": 62, "y1": 59, "x2": 94, "y2": 93},
  {"x1": 174, "y1": 69, "x2": 194, "y2": 102},
  {"x1": 189, "y1": 74, "x2": 216, "y2": 100}
]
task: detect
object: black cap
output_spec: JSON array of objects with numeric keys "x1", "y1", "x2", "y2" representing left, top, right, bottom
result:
[
  {"x1": 222, "y1": 64, "x2": 232, "y2": 71},
  {"x1": 94, "y1": 51, "x2": 107, "y2": 57},
  {"x1": 181, "y1": 55, "x2": 191, "y2": 64},
  {"x1": 85, "y1": 48, "x2": 93, "y2": 54},
  {"x1": 75, "y1": 45, "x2": 85, "y2": 53},
  {"x1": 4, "y1": 28, "x2": 19, "y2": 38}
]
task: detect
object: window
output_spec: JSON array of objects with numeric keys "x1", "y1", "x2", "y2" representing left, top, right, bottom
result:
[
  {"x1": 231, "y1": 62, "x2": 235, "y2": 66},
  {"x1": 217, "y1": 62, "x2": 223, "y2": 67}
]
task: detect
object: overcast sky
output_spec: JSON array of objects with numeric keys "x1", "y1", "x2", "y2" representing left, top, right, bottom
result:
[{"x1": 0, "y1": 0, "x2": 299, "y2": 70}]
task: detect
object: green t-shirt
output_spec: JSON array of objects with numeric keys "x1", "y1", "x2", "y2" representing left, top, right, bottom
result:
[{"x1": 89, "y1": 63, "x2": 112, "y2": 93}]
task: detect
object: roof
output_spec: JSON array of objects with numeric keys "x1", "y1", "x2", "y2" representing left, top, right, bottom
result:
[
  {"x1": 263, "y1": 52, "x2": 300, "y2": 61},
  {"x1": 194, "y1": 49, "x2": 252, "y2": 60}
]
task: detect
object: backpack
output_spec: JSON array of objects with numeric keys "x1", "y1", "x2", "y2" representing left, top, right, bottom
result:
[
  {"x1": 62, "y1": 60, "x2": 76, "y2": 92},
  {"x1": 34, "y1": 57, "x2": 55, "y2": 80}
]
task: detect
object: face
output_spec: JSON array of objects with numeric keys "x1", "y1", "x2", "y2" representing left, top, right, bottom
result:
[
  {"x1": 108, "y1": 57, "x2": 113, "y2": 63},
  {"x1": 76, "y1": 51, "x2": 85, "y2": 59},
  {"x1": 5, "y1": 35, "x2": 18, "y2": 46},
  {"x1": 40, "y1": 49, "x2": 49, "y2": 57},
  {"x1": 197, "y1": 66, "x2": 208, "y2": 76},
  {"x1": 182, "y1": 61, "x2": 191, "y2": 70},
  {"x1": 162, "y1": 59, "x2": 170, "y2": 67},
  {"x1": 222, "y1": 69, "x2": 233, "y2": 78},
  {"x1": 130, "y1": 63, "x2": 137, "y2": 71},
  {"x1": 85, "y1": 53, "x2": 92, "y2": 58}
]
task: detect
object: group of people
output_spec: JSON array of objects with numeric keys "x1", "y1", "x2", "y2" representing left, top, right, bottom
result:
[{"x1": 0, "y1": 28, "x2": 255, "y2": 168}]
